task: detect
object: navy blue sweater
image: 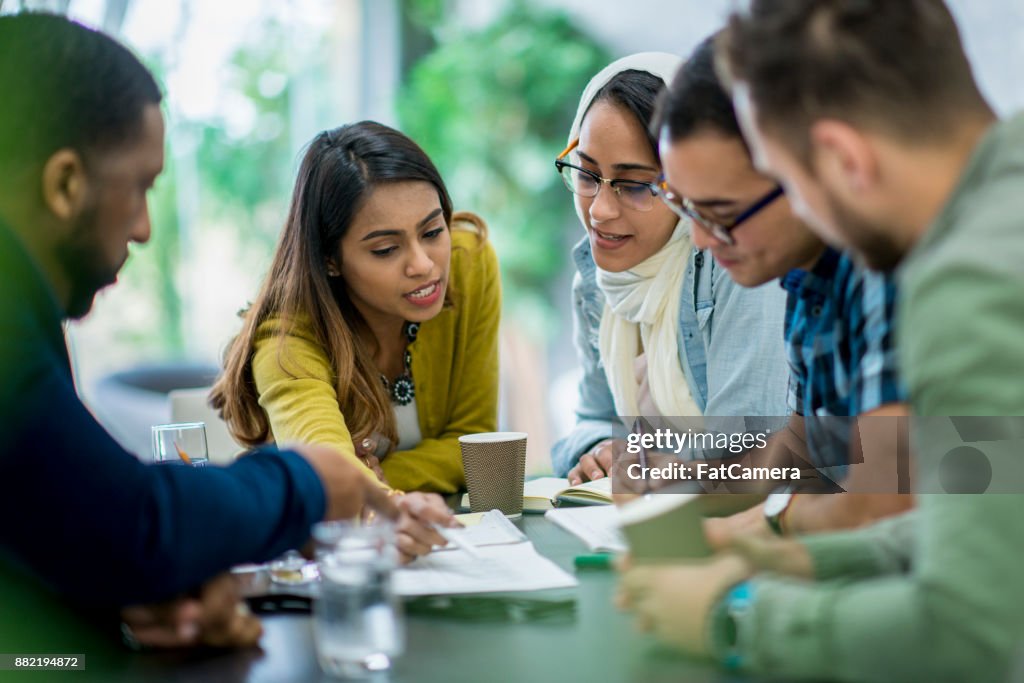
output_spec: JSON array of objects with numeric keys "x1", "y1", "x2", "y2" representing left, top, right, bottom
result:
[{"x1": 0, "y1": 220, "x2": 326, "y2": 607}]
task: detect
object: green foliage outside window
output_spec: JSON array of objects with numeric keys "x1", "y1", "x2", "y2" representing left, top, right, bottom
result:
[{"x1": 397, "y1": 1, "x2": 610, "y2": 337}]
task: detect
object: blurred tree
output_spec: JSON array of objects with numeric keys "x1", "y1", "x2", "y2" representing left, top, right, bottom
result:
[
  {"x1": 122, "y1": 18, "x2": 317, "y2": 357},
  {"x1": 397, "y1": 0, "x2": 610, "y2": 337}
]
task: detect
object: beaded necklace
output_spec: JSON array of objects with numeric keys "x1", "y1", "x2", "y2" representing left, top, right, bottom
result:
[{"x1": 380, "y1": 321, "x2": 418, "y2": 406}]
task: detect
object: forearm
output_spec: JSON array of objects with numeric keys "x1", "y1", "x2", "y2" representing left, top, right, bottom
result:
[
  {"x1": 743, "y1": 499, "x2": 1017, "y2": 683},
  {"x1": 3, "y1": 374, "x2": 326, "y2": 606},
  {"x1": 551, "y1": 419, "x2": 615, "y2": 476},
  {"x1": 381, "y1": 437, "x2": 465, "y2": 493},
  {"x1": 798, "y1": 509, "x2": 917, "y2": 581},
  {"x1": 786, "y1": 493, "x2": 915, "y2": 536},
  {"x1": 259, "y1": 379, "x2": 378, "y2": 477}
]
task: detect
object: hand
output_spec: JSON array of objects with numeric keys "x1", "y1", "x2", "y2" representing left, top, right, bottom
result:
[
  {"x1": 702, "y1": 503, "x2": 772, "y2": 551},
  {"x1": 729, "y1": 533, "x2": 815, "y2": 579},
  {"x1": 393, "y1": 492, "x2": 458, "y2": 564},
  {"x1": 567, "y1": 439, "x2": 616, "y2": 485},
  {"x1": 120, "y1": 573, "x2": 262, "y2": 650},
  {"x1": 293, "y1": 444, "x2": 399, "y2": 522},
  {"x1": 356, "y1": 435, "x2": 390, "y2": 485},
  {"x1": 616, "y1": 554, "x2": 752, "y2": 657}
]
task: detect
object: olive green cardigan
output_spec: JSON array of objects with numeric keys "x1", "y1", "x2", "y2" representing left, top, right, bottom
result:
[{"x1": 252, "y1": 226, "x2": 500, "y2": 493}]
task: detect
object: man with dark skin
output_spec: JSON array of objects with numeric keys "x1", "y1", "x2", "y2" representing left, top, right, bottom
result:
[{"x1": 0, "y1": 12, "x2": 454, "y2": 653}]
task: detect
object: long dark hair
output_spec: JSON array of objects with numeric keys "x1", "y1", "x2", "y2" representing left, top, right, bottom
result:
[{"x1": 210, "y1": 121, "x2": 485, "y2": 448}]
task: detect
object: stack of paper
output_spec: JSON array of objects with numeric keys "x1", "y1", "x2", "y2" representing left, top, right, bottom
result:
[
  {"x1": 398, "y1": 510, "x2": 577, "y2": 596},
  {"x1": 395, "y1": 542, "x2": 577, "y2": 597}
]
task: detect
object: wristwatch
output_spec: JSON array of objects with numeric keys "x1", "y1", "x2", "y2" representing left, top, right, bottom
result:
[{"x1": 763, "y1": 491, "x2": 795, "y2": 536}]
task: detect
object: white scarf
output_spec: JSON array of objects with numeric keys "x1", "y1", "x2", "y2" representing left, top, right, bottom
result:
[
  {"x1": 597, "y1": 221, "x2": 700, "y2": 417},
  {"x1": 567, "y1": 53, "x2": 701, "y2": 418}
]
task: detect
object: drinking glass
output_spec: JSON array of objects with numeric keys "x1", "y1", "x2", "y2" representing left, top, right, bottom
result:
[
  {"x1": 151, "y1": 422, "x2": 209, "y2": 467},
  {"x1": 312, "y1": 520, "x2": 404, "y2": 677}
]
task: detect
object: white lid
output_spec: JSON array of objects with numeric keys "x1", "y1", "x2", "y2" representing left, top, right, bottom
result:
[{"x1": 458, "y1": 432, "x2": 527, "y2": 444}]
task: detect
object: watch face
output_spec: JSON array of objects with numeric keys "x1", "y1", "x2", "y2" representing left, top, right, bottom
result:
[{"x1": 763, "y1": 492, "x2": 793, "y2": 518}]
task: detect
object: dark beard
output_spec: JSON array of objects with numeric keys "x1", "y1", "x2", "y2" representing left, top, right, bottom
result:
[
  {"x1": 54, "y1": 204, "x2": 121, "y2": 319},
  {"x1": 824, "y1": 191, "x2": 906, "y2": 272}
]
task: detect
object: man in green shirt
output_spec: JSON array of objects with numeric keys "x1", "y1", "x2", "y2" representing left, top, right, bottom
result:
[{"x1": 619, "y1": 1, "x2": 1024, "y2": 681}]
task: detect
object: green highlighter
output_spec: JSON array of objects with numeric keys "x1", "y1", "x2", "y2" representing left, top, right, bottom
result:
[{"x1": 574, "y1": 553, "x2": 614, "y2": 570}]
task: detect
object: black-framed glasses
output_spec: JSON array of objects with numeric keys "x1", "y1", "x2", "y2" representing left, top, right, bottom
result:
[
  {"x1": 651, "y1": 176, "x2": 785, "y2": 245},
  {"x1": 554, "y1": 139, "x2": 659, "y2": 212}
]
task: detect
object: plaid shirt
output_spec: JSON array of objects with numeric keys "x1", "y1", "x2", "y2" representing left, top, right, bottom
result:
[{"x1": 782, "y1": 248, "x2": 905, "y2": 467}]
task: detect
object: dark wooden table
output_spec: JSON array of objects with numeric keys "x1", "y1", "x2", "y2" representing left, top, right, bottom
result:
[{"x1": 110, "y1": 513, "x2": 750, "y2": 683}]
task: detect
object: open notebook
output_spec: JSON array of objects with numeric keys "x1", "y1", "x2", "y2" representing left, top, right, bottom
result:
[{"x1": 461, "y1": 477, "x2": 613, "y2": 513}]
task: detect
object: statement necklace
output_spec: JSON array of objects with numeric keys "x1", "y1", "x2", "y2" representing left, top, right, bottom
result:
[{"x1": 380, "y1": 322, "x2": 418, "y2": 406}]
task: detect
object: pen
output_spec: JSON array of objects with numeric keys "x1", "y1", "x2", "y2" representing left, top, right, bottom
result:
[
  {"x1": 574, "y1": 553, "x2": 613, "y2": 570},
  {"x1": 433, "y1": 524, "x2": 482, "y2": 560},
  {"x1": 173, "y1": 441, "x2": 193, "y2": 465}
]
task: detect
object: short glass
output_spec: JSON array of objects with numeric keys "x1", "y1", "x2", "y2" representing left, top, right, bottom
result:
[
  {"x1": 312, "y1": 520, "x2": 404, "y2": 678},
  {"x1": 151, "y1": 422, "x2": 209, "y2": 467}
]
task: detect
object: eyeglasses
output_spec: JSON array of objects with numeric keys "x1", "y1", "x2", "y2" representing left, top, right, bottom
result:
[
  {"x1": 651, "y1": 176, "x2": 785, "y2": 245},
  {"x1": 554, "y1": 139, "x2": 659, "y2": 212}
]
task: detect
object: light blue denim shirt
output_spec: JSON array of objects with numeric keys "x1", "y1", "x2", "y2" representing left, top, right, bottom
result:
[{"x1": 551, "y1": 236, "x2": 791, "y2": 476}]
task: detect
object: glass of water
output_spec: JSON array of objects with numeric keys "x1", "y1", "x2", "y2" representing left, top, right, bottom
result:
[
  {"x1": 151, "y1": 423, "x2": 209, "y2": 467},
  {"x1": 312, "y1": 520, "x2": 404, "y2": 678}
]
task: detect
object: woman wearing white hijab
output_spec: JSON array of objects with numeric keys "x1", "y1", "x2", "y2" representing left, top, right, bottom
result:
[{"x1": 551, "y1": 53, "x2": 790, "y2": 484}]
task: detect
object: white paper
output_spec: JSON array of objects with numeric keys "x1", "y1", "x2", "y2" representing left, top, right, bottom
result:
[
  {"x1": 545, "y1": 505, "x2": 627, "y2": 553},
  {"x1": 395, "y1": 542, "x2": 578, "y2": 596},
  {"x1": 433, "y1": 509, "x2": 527, "y2": 553}
]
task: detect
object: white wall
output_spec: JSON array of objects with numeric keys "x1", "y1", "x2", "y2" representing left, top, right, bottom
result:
[{"x1": 530, "y1": 0, "x2": 1024, "y2": 116}]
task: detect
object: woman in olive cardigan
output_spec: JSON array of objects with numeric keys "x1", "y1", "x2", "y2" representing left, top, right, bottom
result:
[{"x1": 211, "y1": 122, "x2": 500, "y2": 494}]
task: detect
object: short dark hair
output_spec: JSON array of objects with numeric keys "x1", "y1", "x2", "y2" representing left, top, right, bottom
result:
[
  {"x1": 586, "y1": 69, "x2": 667, "y2": 159},
  {"x1": 0, "y1": 12, "x2": 162, "y2": 172},
  {"x1": 653, "y1": 34, "x2": 746, "y2": 151},
  {"x1": 718, "y1": 0, "x2": 989, "y2": 164}
]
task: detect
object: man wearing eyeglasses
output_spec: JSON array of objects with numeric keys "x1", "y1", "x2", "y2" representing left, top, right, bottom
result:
[{"x1": 647, "y1": 36, "x2": 911, "y2": 541}]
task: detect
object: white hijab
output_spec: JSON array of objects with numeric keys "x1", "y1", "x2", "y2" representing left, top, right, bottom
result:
[{"x1": 567, "y1": 53, "x2": 701, "y2": 419}]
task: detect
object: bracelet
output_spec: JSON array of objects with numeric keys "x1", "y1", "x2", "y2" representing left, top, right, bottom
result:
[
  {"x1": 708, "y1": 581, "x2": 754, "y2": 671},
  {"x1": 363, "y1": 489, "x2": 403, "y2": 524}
]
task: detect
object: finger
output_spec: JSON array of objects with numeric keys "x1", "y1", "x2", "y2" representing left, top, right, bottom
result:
[
  {"x1": 401, "y1": 493, "x2": 456, "y2": 527},
  {"x1": 128, "y1": 623, "x2": 193, "y2": 649},
  {"x1": 170, "y1": 600, "x2": 202, "y2": 642},
  {"x1": 222, "y1": 603, "x2": 262, "y2": 648},
  {"x1": 396, "y1": 531, "x2": 433, "y2": 559},
  {"x1": 231, "y1": 612, "x2": 264, "y2": 648},
  {"x1": 613, "y1": 584, "x2": 632, "y2": 611},
  {"x1": 397, "y1": 513, "x2": 447, "y2": 548},
  {"x1": 199, "y1": 575, "x2": 240, "y2": 632},
  {"x1": 567, "y1": 465, "x2": 583, "y2": 486},
  {"x1": 618, "y1": 566, "x2": 653, "y2": 601},
  {"x1": 577, "y1": 454, "x2": 598, "y2": 482},
  {"x1": 596, "y1": 446, "x2": 614, "y2": 470},
  {"x1": 120, "y1": 600, "x2": 178, "y2": 628},
  {"x1": 204, "y1": 604, "x2": 262, "y2": 649},
  {"x1": 702, "y1": 517, "x2": 729, "y2": 551},
  {"x1": 362, "y1": 481, "x2": 400, "y2": 521}
]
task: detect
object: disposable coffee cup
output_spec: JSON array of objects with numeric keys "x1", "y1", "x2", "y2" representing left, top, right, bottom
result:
[{"x1": 459, "y1": 432, "x2": 528, "y2": 519}]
